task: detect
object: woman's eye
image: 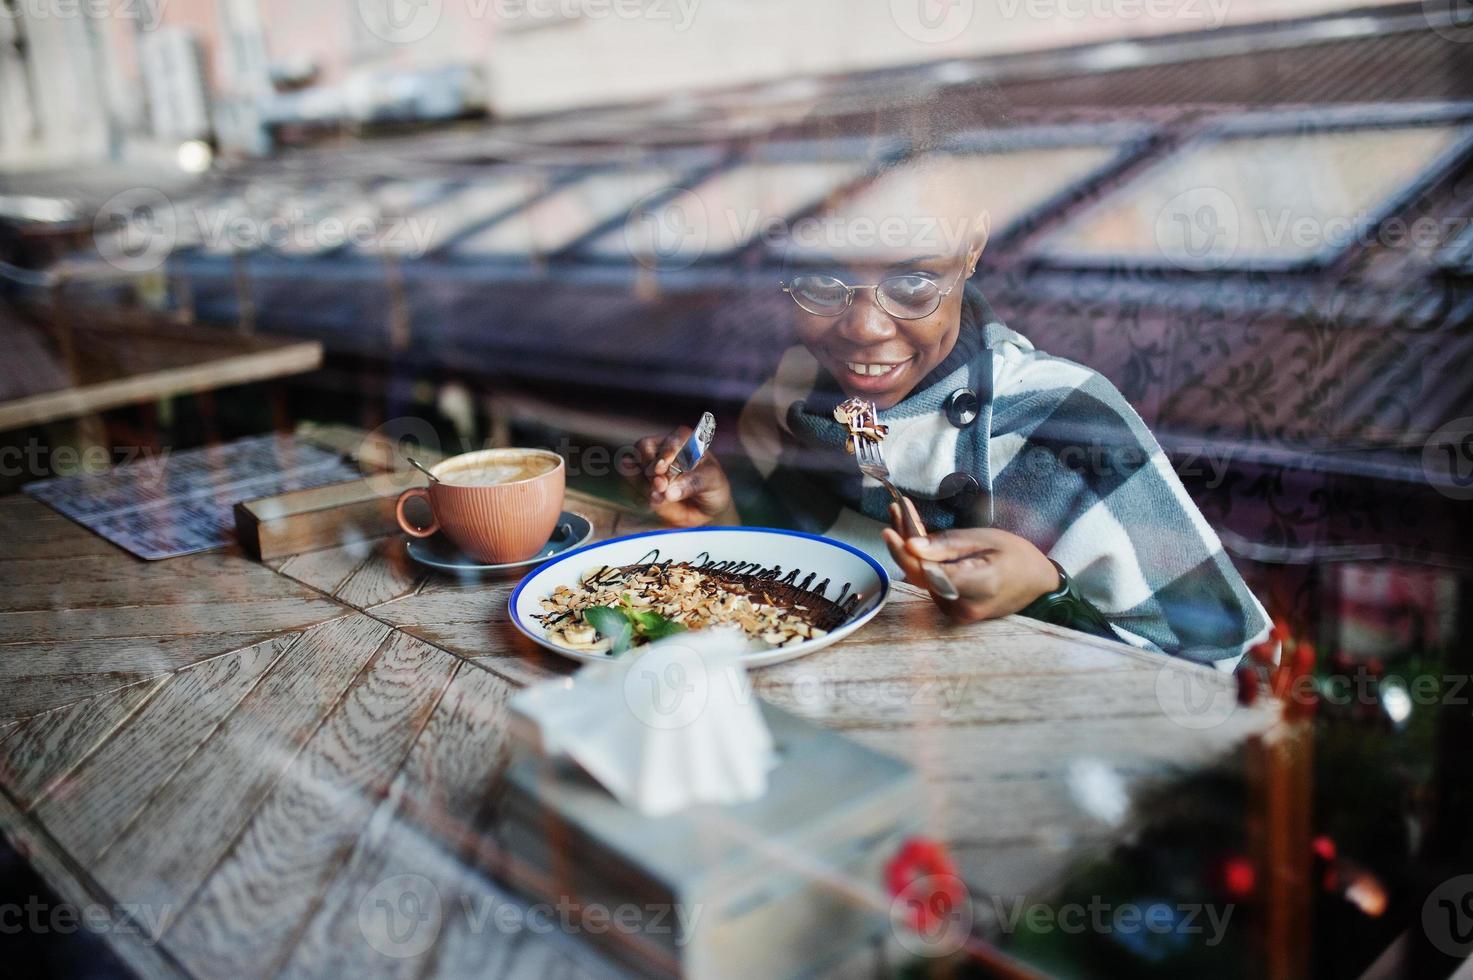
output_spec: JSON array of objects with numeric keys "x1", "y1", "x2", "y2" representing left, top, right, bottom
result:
[
  {"x1": 804, "y1": 277, "x2": 846, "y2": 298},
  {"x1": 886, "y1": 277, "x2": 936, "y2": 300}
]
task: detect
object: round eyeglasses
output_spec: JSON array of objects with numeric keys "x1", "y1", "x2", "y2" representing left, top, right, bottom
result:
[{"x1": 781, "y1": 270, "x2": 964, "y2": 320}]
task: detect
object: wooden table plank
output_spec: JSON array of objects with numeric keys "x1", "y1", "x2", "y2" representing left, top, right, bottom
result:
[
  {"x1": 399, "y1": 621, "x2": 579, "y2": 688},
  {"x1": 270, "y1": 534, "x2": 430, "y2": 607},
  {"x1": 760, "y1": 666, "x2": 1210, "y2": 730},
  {"x1": 33, "y1": 635, "x2": 298, "y2": 863},
  {"x1": 0, "y1": 490, "x2": 350, "y2": 720},
  {"x1": 754, "y1": 616, "x2": 1151, "y2": 689},
  {"x1": 273, "y1": 663, "x2": 608, "y2": 979},
  {"x1": 368, "y1": 580, "x2": 524, "y2": 625},
  {"x1": 855, "y1": 722, "x2": 1270, "y2": 848},
  {"x1": 272, "y1": 541, "x2": 380, "y2": 598},
  {"x1": 0, "y1": 551, "x2": 319, "y2": 611},
  {"x1": 165, "y1": 631, "x2": 461, "y2": 979},
  {"x1": 90, "y1": 616, "x2": 393, "y2": 937},
  {"x1": 488, "y1": 935, "x2": 620, "y2": 980},
  {"x1": 0, "y1": 597, "x2": 344, "y2": 645},
  {"x1": 0, "y1": 495, "x2": 127, "y2": 559},
  {"x1": 0, "y1": 631, "x2": 285, "y2": 719},
  {"x1": 332, "y1": 535, "x2": 428, "y2": 610},
  {"x1": 367, "y1": 576, "x2": 581, "y2": 686},
  {"x1": 0, "y1": 789, "x2": 192, "y2": 980},
  {"x1": 0, "y1": 677, "x2": 166, "y2": 808}
]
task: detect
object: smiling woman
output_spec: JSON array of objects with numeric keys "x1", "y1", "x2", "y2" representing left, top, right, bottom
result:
[{"x1": 625, "y1": 132, "x2": 1271, "y2": 666}]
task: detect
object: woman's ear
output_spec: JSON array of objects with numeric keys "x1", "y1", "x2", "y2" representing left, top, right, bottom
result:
[
  {"x1": 966, "y1": 214, "x2": 990, "y2": 275},
  {"x1": 966, "y1": 241, "x2": 984, "y2": 277}
]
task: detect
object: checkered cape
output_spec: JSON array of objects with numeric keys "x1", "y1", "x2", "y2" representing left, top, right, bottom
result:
[{"x1": 728, "y1": 286, "x2": 1269, "y2": 664}]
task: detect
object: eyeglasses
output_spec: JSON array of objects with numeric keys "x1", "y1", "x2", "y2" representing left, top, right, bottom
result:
[{"x1": 781, "y1": 267, "x2": 966, "y2": 320}]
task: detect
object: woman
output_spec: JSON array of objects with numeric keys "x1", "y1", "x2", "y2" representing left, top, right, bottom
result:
[{"x1": 631, "y1": 160, "x2": 1268, "y2": 665}]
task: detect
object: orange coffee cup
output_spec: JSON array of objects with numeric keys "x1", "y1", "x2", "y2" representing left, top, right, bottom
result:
[{"x1": 395, "y1": 448, "x2": 565, "y2": 564}]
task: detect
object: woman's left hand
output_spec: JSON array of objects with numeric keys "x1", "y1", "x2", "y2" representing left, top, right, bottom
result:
[{"x1": 881, "y1": 502, "x2": 1060, "y2": 622}]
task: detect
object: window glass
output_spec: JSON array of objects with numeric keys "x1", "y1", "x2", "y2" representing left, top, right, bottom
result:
[
  {"x1": 1034, "y1": 125, "x2": 1468, "y2": 268},
  {"x1": 1439, "y1": 220, "x2": 1473, "y2": 273},
  {"x1": 451, "y1": 168, "x2": 683, "y2": 257},
  {"x1": 584, "y1": 159, "x2": 864, "y2": 261},
  {"x1": 351, "y1": 175, "x2": 546, "y2": 257},
  {"x1": 782, "y1": 145, "x2": 1119, "y2": 262}
]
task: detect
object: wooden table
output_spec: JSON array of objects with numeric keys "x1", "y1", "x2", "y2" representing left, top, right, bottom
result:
[
  {"x1": 0, "y1": 309, "x2": 322, "y2": 433},
  {"x1": 0, "y1": 488, "x2": 1279, "y2": 978}
]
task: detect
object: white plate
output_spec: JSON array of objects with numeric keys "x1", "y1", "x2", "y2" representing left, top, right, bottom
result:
[{"x1": 509, "y1": 526, "x2": 890, "y2": 667}]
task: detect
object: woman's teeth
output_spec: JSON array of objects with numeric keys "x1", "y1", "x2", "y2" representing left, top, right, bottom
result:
[{"x1": 845, "y1": 362, "x2": 902, "y2": 377}]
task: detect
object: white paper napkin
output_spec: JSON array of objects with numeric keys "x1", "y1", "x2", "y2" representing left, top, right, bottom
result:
[{"x1": 509, "y1": 627, "x2": 778, "y2": 817}]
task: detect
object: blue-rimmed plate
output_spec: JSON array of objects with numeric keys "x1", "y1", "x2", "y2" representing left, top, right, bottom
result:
[
  {"x1": 509, "y1": 526, "x2": 890, "y2": 667},
  {"x1": 407, "y1": 511, "x2": 593, "y2": 576}
]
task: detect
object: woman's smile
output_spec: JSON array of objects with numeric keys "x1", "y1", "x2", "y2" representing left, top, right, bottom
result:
[{"x1": 832, "y1": 352, "x2": 917, "y2": 397}]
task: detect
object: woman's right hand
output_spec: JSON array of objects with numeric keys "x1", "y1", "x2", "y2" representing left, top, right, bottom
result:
[{"x1": 630, "y1": 426, "x2": 736, "y2": 527}]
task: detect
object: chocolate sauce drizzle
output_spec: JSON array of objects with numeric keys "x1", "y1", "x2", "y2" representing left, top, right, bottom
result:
[
  {"x1": 560, "y1": 548, "x2": 866, "y2": 624},
  {"x1": 684, "y1": 549, "x2": 860, "y2": 613}
]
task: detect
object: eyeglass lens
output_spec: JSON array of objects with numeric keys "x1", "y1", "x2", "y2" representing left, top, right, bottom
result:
[{"x1": 788, "y1": 274, "x2": 943, "y2": 319}]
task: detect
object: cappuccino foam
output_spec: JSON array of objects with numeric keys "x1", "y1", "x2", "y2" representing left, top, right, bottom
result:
[{"x1": 440, "y1": 454, "x2": 556, "y2": 487}]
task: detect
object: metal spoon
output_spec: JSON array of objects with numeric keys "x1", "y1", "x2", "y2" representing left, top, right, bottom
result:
[{"x1": 406, "y1": 457, "x2": 440, "y2": 483}]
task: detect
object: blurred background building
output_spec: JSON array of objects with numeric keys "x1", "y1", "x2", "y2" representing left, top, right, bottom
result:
[{"x1": 0, "y1": 0, "x2": 1380, "y2": 167}]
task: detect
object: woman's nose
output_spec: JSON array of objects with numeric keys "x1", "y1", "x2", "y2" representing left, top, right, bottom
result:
[{"x1": 836, "y1": 289, "x2": 897, "y2": 344}]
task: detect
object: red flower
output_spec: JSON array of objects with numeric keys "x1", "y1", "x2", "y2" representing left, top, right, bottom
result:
[
  {"x1": 886, "y1": 837, "x2": 966, "y2": 935},
  {"x1": 1223, "y1": 856, "x2": 1257, "y2": 898}
]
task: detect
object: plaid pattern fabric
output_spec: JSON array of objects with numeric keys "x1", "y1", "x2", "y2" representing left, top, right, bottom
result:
[{"x1": 729, "y1": 285, "x2": 1270, "y2": 665}]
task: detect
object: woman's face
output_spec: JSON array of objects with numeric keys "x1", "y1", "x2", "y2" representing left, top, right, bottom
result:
[{"x1": 792, "y1": 247, "x2": 979, "y2": 410}]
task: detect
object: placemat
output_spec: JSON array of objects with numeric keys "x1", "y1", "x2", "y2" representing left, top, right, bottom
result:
[{"x1": 25, "y1": 433, "x2": 361, "y2": 560}]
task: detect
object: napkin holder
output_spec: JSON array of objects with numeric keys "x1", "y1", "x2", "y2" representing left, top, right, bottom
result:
[{"x1": 495, "y1": 700, "x2": 921, "y2": 979}]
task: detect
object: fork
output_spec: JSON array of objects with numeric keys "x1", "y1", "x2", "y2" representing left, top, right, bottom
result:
[{"x1": 853, "y1": 436, "x2": 961, "y2": 601}]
